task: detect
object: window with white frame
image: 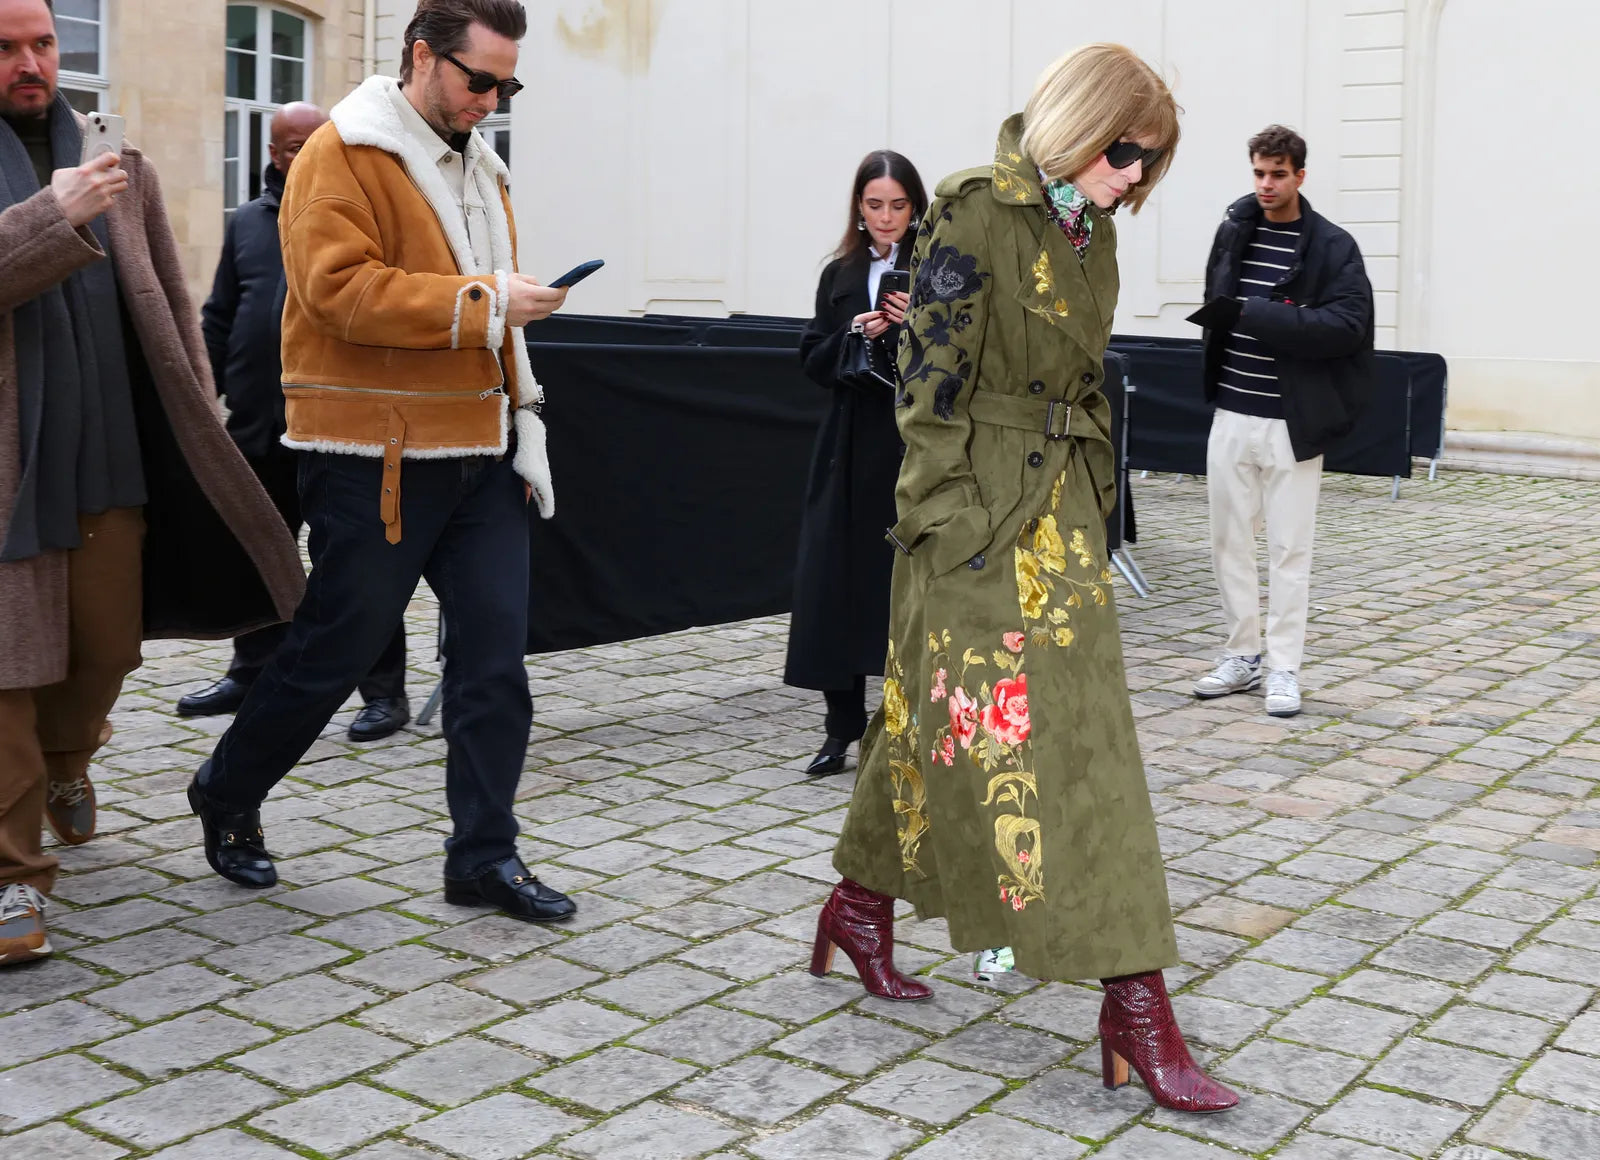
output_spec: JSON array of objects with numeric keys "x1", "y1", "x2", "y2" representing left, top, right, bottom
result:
[
  {"x1": 480, "y1": 96, "x2": 512, "y2": 168},
  {"x1": 224, "y1": 3, "x2": 311, "y2": 216},
  {"x1": 56, "y1": 0, "x2": 108, "y2": 114}
]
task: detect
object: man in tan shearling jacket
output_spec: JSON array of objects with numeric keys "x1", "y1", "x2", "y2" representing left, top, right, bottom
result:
[{"x1": 190, "y1": 0, "x2": 579, "y2": 925}]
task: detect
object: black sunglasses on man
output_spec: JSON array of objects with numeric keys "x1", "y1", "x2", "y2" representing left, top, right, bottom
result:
[{"x1": 437, "y1": 50, "x2": 525, "y2": 101}]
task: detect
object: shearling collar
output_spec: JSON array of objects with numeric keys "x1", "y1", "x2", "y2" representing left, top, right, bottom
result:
[{"x1": 330, "y1": 76, "x2": 509, "y2": 277}]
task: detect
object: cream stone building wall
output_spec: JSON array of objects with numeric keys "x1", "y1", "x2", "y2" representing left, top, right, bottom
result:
[
  {"x1": 500, "y1": 0, "x2": 1597, "y2": 450},
  {"x1": 86, "y1": 1, "x2": 373, "y2": 302}
]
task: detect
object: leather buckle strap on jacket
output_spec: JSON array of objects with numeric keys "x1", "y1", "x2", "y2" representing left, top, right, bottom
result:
[
  {"x1": 966, "y1": 388, "x2": 1105, "y2": 442},
  {"x1": 381, "y1": 410, "x2": 406, "y2": 544}
]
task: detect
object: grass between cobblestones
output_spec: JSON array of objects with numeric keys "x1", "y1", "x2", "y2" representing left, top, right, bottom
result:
[{"x1": 2, "y1": 469, "x2": 1600, "y2": 1158}]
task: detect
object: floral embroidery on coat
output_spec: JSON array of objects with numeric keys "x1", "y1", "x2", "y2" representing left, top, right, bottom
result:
[
  {"x1": 880, "y1": 641, "x2": 929, "y2": 873},
  {"x1": 1016, "y1": 472, "x2": 1113, "y2": 648},
  {"x1": 899, "y1": 204, "x2": 990, "y2": 420}
]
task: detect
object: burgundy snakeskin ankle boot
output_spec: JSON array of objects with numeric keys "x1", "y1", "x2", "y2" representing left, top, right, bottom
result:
[
  {"x1": 1100, "y1": 971, "x2": 1239, "y2": 1113},
  {"x1": 809, "y1": 879, "x2": 932, "y2": 1001}
]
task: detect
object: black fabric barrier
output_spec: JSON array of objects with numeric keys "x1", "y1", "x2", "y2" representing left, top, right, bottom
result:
[
  {"x1": 523, "y1": 338, "x2": 826, "y2": 653},
  {"x1": 1111, "y1": 335, "x2": 1432, "y2": 479}
]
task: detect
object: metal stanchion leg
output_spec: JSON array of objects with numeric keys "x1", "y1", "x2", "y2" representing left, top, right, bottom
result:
[
  {"x1": 1428, "y1": 456, "x2": 1440, "y2": 481},
  {"x1": 1391, "y1": 475, "x2": 1402, "y2": 502},
  {"x1": 1112, "y1": 550, "x2": 1151, "y2": 598},
  {"x1": 1120, "y1": 548, "x2": 1151, "y2": 593},
  {"x1": 416, "y1": 616, "x2": 446, "y2": 727}
]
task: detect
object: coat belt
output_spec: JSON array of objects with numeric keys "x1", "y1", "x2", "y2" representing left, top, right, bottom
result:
[{"x1": 967, "y1": 389, "x2": 1105, "y2": 443}]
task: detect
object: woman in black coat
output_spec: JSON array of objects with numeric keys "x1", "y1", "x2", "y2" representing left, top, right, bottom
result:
[{"x1": 785, "y1": 151, "x2": 929, "y2": 777}]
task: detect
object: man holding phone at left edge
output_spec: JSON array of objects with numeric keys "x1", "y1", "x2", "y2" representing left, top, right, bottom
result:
[{"x1": 0, "y1": 0, "x2": 304, "y2": 966}]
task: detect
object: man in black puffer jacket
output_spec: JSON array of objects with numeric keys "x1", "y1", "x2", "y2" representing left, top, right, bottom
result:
[
  {"x1": 176, "y1": 102, "x2": 411, "y2": 742},
  {"x1": 1190, "y1": 124, "x2": 1374, "y2": 719}
]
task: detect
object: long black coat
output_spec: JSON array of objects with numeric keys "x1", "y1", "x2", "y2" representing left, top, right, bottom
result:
[
  {"x1": 201, "y1": 164, "x2": 290, "y2": 459},
  {"x1": 783, "y1": 245, "x2": 909, "y2": 691},
  {"x1": 1202, "y1": 194, "x2": 1375, "y2": 460}
]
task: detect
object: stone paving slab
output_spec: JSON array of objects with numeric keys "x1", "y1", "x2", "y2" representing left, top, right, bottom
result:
[{"x1": 6, "y1": 470, "x2": 1600, "y2": 1156}]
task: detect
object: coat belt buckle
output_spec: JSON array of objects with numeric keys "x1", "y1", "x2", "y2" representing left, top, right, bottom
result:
[{"x1": 1044, "y1": 400, "x2": 1072, "y2": 440}]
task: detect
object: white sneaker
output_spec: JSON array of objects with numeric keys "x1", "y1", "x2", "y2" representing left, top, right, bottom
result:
[
  {"x1": 1193, "y1": 655, "x2": 1261, "y2": 699},
  {"x1": 1264, "y1": 669, "x2": 1301, "y2": 717}
]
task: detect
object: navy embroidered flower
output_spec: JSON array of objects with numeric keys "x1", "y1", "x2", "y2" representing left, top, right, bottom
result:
[{"x1": 914, "y1": 242, "x2": 989, "y2": 307}]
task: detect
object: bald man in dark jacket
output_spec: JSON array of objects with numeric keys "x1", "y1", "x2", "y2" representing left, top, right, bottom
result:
[{"x1": 177, "y1": 103, "x2": 410, "y2": 741}]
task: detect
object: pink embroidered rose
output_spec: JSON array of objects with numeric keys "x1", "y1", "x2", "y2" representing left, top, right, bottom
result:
[
  {"x1": 948, "y1": 686, "x2": 980, "y2": 748},
  {"x1": 930, "y1": 667, "x2": 947, "y2": 702},
  {"x1": 1003, "y1": 631, "x2": 1025, "y2": 653},
  {"x1": 1012, "y1": 894, "x2": 1026, "y2": 911},
  {"x1": 1016, "y1": 849, "x2": 1030, "y2": 864},
  {"x1": 942, "y1": 736, "x2": 956, "y2": 765},
  {"x1": 981, "y1": 674, "x2": 1031, "y2": 748}
]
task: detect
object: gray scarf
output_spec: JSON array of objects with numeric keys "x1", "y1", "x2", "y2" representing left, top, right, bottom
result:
[{"x1": 0, "y1": 93, "x2": 145, "y2": 562}]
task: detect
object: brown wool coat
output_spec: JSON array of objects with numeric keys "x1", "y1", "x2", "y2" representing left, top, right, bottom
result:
[{"x1": 0, "y1": 141, "x2": 306, "y2": 690}]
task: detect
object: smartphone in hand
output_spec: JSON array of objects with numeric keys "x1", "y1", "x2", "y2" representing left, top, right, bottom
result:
[
  {"x1": 875, "y1": 269, "x2": 910, "y2": 312},
  {"x1": 80, "y1": 112, "x2": 125, "y2": 165},
  {"x1": 549, "y1": 259, "x2": 605, "y2": 289}
]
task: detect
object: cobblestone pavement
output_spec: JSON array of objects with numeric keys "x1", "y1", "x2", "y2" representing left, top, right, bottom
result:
[{"x1": 5, "y1": 470, "x2": 1600, "y2": 1160}]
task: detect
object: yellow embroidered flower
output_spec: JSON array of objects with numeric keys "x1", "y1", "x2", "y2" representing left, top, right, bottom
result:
[
  {"x1": 1015, "y1": 550, "x2": 1050, "y2": 620},
  {"x1": 1031, "y1": 250, "x2": 1053, "y2": 297},
  {"x1": 1053, "y1": 298, "x2": 1070, "y2": 315},
  {"x1": 1033, "y1": 516, "x2": 1067, "y2": 575},
  {"x1": 1054, "y1": 626, "x2": 1076, "y2": 647},
  {"x1": 882, "y1": 677, "x2": 910, "y2": 737}
]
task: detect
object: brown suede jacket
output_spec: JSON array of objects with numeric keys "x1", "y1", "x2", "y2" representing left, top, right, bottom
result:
[{"x1": 278, "y1": 76, "x2": 553, "y2": 541}]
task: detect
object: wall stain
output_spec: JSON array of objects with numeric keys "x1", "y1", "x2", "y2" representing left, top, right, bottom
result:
[{"x1": 555, "y1": 0, "x2": 657, "y2": 75}]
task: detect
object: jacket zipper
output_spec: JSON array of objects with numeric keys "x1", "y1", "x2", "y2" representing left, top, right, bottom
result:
[{"x1": 287, "y1": 384, "x2": 506, "y2": 401}]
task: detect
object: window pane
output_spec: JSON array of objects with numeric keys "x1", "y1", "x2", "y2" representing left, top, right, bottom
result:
[
  {"x1": 248, "y1": 111, "x2": 266, "y2": 201},
  {"x1": 224, "y1": 159, "x2": 241, "y2": 210},
  {"x1": 271, "y1": 12, "x2": 306, "y2": 60},
  {"x1": 58, "y1": 18, "x2": 99, "y2": 75},
  {"x1": 57, "y1": 0, "x2": 100, "y2": 20},
  {"x1": 61, "y1": 87, "x2": 103, "y2": 116},
  {"x1": 271, "y1": 58, "x2": 304, "y2": 104},
  {"x1": 226, "y1": 50, "x2": 256, "y2": 101},
  {"x1": 224, "y1": 108, "x2": 239, "y2": 160},
  {"x1": 494, "y1": 132, "x2": 511, "y2": 168},
  {"x1": 226, "y1": 5, "x2": 258, "y2": 52}
]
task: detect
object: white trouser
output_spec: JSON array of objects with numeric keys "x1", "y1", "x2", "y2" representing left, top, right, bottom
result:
[{"x1": 1205, "y1": 409, "x2": 1322, "y2": 673}]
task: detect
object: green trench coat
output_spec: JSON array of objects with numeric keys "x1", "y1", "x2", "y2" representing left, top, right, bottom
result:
[{"x1": 833, "y1": 115, "x2": 1178, "y2": 982}]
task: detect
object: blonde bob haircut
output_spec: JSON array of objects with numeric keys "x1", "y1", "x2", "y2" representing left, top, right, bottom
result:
[{"x1": 1020, "y1": 43, "x2": 1181, "y2": 214}]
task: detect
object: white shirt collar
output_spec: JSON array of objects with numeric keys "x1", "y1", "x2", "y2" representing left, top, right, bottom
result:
[
  {"x1": 868, "y1": 241, "x2": 900, "y2": 267},
  {"x1": 388, "y1": 83, "x2": 458, "y2": 166}
]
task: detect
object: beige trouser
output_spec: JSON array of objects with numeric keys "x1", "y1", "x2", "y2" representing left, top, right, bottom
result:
[
  {"x1": 1206, "y1": 410, "x2": 1321, "y2": 674},
  {"x1": 0, "y1": 508, "x2": 144, "y2": 892}
]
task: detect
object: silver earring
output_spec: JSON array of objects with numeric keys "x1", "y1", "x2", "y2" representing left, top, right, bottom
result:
[
  {"x1": 857, "y1": 217, "x2": 866, "y2": 231},
  {"x1": 910, "y1": 214, "x2": 922, "y2": 231}
]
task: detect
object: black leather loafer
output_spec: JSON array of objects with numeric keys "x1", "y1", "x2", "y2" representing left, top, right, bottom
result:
[
  {"x1": 444, "y1": 856, "x2": 576, "y2": 923},
  {"x1": 177, "y1": 677, "x2": 250, "y2": 718},
  {"x1": 806, "y1": 736, "x2": 851, "y2": 777},
  {"x1": 188, "y1": 771, "x2": 276, "y2": 888},
  {"x1": 349, "y1": 696, "x2": 411, "y2": 742}
]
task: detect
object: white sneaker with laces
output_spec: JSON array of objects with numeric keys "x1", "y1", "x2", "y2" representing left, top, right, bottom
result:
[
  {"x1": 1193, "y1": 655, "x2": 1261, "y2": 699},
  {"x1": 1264, "y1": 669, "x2": 1302, "y2": 717},
  {"x1": 0, "y1": 883, "x2": 51, "y2": 965}
]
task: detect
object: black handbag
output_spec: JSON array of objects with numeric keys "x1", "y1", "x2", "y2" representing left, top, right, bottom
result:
[{"x1": 835, "y1": 326, "x2": 899, "y2": 391}]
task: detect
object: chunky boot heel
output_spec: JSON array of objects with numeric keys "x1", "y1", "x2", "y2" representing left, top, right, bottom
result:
[
  {"x1": 1101, "y1": 1040, "x2": 1130, "y2": 1090},
  {"x1": 810, "y1": 879, "x2": 932, "y2": 1001},
  {"x1": 808, "y1": 928, "x2": 837, "y2": 978}
]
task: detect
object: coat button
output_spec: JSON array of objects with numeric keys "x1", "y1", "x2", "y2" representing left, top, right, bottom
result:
[
  {"x1": 969, "y1": 554, "x2": 986, "y2": 570},
  {"x1": 470, "y1": 287, "x2": 483, "y2": 301},
  {"x1": 1027, "y1": 451, "x2": 1044, "y2": 468},
  {"x1": 1080, "y1": 372, "x2": 1095, "y2": 385},
  {"x1": 1027, "y1": 519, "x2": 1039, "y2": 533},
  {"x1": 1028, "y1": 379, "x2": 1046, "y2": 395}
]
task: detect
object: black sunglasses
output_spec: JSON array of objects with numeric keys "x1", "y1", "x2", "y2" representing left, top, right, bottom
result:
[
  {"x1": 438, "y1": 50, "x2": 524, "y2": 100},
  {"x1": 1104, "y1": 140, "x2": 1163, "y2": 171}
]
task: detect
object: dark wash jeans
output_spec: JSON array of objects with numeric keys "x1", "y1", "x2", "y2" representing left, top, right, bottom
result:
[
  {"x1": 202, "y1": 449, "x2": 532, "y2": 879},
  {"x1": 227, "y1": 444, "x2": 407, "y2": 701}
]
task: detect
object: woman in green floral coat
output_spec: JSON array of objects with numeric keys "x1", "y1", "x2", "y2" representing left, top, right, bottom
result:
[{"x1": 809, "y1": 44, "x2": 1238, "y2": 1114}]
